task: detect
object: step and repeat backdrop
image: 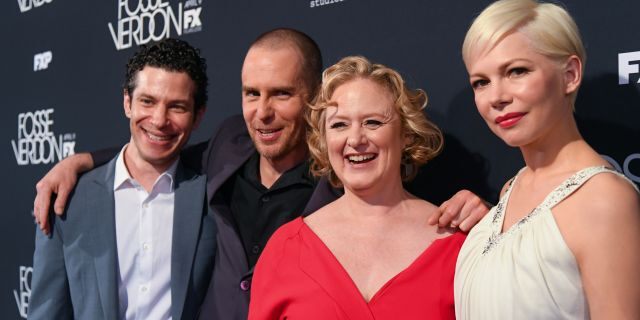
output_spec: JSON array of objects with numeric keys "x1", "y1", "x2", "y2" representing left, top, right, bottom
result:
[{"x1": 2, "y1": 0, "x2": 639, "y2": 317}]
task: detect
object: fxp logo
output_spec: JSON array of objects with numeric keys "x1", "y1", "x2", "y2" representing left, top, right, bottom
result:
[
  {"x1": 618, "y1": 51, "x2": 640, "y2": 85},
  {"x1": 33, "y1": 51, "x2": 52, "y2": 71}
]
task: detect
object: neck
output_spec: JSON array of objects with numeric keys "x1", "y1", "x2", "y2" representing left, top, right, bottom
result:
[
  {"x1": 123, "y1": 143, "x2": 174, "y2": 192},
  {"x1": 259, "y1": 145, "x2": 307, "y2": 188},
  {"x1": 519, "y1": 115, "x2": 593, "y2": 175},
  {"x1": 340, "y1": 178, "x2": 411, "y2": 220}
]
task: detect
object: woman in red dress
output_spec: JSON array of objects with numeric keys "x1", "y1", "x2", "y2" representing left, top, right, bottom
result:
[{"x1": 248, "y1": 56, "x2": 466, "y2": 320}]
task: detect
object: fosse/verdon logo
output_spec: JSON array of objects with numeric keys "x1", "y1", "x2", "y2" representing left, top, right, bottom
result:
[
  {"x1": 33, "y1": 51, "x2": 52, "y2": 71},
  {"x1": 11, "y1": 108, "x2": 77, "y2": 166},
  {"x1": 618, "y1": 51, "x2": 640, "y2": 85},
  {"x1": 17, "y1": 0, "x2": 53, "y2": 13},
  {"x1": 108, "y1": 0, "x2": 203, "y2": 51},
  {"x1": 13, "y1": 265, "x2": 32, "y2": 318}
]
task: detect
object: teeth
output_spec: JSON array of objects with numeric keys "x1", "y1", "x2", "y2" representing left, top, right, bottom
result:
[
  {"x1": 348, "y1": 154, "x2": 374, "y2": 162},
  {"x1": 258, "y1": 129, "x2": 279, "y2": 134},
  {"x1": 146, "y1": 132, "x2": 171, "y2": 141}
]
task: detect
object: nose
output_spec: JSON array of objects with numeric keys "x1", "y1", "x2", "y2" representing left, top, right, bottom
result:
[
  {"x1": 347, "y1": 125, "x2": 367, "y2": 148},
  {"x1": 150, "y1": 105, "x2": 169, "y2": 128},
  {"x1": 488, "y1": 80, "x2": 511, "y2": 110},
  {"x1": 256, "y1": 98, "x2": 274, "y2": 122}
]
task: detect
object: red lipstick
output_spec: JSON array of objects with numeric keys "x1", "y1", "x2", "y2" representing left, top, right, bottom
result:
[{"x1": 495, "y1": 112, "x2": 526, "y2": 128}]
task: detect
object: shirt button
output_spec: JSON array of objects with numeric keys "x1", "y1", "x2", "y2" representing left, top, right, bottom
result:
[
  {"x1": 140, "y1": 285, "x2": 148, "y2": 293},
  {"x1": 143, "y1": 243, "x2": 150, "y2": 251},
  {"x1": 142, "y1": 203, "x2": 149, "y2": 208},
  {"x1": 252, "y1": 245, "x2": 260, "y2": 254},
  {"x1": 240, "y1": 280, "x2": 251, "y2": 291},
  {"x1": 261, "y1": 195, "x2": 270, "y2": 202}
]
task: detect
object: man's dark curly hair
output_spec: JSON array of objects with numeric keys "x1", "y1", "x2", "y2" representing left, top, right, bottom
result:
[{"x1": 124, "y1": 38, "x2": 208, "y2": 111}]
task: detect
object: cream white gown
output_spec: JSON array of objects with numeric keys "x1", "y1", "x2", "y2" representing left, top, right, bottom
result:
[{"x1": 454, "y1": 166, "x2": 638, "y2": 320}]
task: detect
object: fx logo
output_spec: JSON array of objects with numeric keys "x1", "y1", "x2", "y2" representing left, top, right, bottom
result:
[
  {"x1": 33, "y1": 51, "x2": 52, "y2": 71},
  {"x1": 618, "y1": 51, "x2": 640, "y2": 85},
  {"x1": 184, "y1": 8, "x2": 202, "y2": 30},
  {"x1": 13, "y1": 266, "x2": 32, "y2": 318}
]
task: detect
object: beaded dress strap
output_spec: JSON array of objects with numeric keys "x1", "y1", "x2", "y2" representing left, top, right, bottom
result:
[
  {"x1": 539, "y1": 166, "x2": 632, "y2": 211},
  {"x1": 481, "y1": 166, "x2": 626, "y2": 255}
]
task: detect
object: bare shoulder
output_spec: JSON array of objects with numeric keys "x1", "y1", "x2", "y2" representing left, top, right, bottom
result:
[
  {"x1": 557, "y1": 172, "x2": 640, "y2": 259},
  {"x1": 407, "y1": 198, "x2": 458, "y2": 236},
  {"x1": 570, "y1": 172, "x2": 640, "y2": 221},
  {"x1": 409, "y1": 196, "x2": 438, "y2": 212}
]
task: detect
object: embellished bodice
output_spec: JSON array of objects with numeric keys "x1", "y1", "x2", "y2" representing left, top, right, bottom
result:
[{"x1": 454, "y1": 166, "x2": 634, "y2": 320}]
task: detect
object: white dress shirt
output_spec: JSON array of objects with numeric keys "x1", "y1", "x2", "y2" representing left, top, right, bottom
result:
[{"x1": 114, "y1": 146, "x2": 178, "y2": 320}]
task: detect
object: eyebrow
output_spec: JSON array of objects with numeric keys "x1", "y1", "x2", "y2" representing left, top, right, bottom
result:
[
  {"x1": 470, "y1": 58, "x2": 533, "y2": 77},
  {"x1": 325, "y1": 109, "x2": 392, "y2": 122},
  {"x1": 136, "y1": 93, "x2": 191, "y2": 105},
  {"x1": 241, "y1": 85, "x2": 297, "y2": 93}
]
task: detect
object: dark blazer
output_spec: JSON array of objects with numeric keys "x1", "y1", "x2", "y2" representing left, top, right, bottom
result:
[
  {"x1": 28, "y1": 156, "x2": 216, "y2": 320},
  {"x1": 197, "y1": 115, "x2": 341, "y2": 320}
]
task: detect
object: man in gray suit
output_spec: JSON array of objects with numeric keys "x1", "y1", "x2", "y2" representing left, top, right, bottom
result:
[{"x1": 28, "y1": 39, "x2": 216, "y2": 319}]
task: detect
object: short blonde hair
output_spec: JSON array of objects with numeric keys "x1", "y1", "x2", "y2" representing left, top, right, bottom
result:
[
  {"x1": 306, "y1": 56, "x2": 443, "y2": 187},
  {"x1": 463, "y1": 0, "x2": 585, "y2": 102}
]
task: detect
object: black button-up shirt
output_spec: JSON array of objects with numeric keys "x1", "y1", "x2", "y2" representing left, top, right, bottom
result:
[{"x1": 220, "y1": 152, "x2": 316, "y2": 268}]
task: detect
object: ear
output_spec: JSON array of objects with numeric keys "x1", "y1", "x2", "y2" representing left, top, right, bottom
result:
[
  {"x1": 193, "y1": 106, "x2": 206, "y2": 129},
  {"x1": 563, "y1": 55, "x2": 582, "y2": 95},
  {"x1": 123, "y1": 90, "x2": 132, "y2": 119}
]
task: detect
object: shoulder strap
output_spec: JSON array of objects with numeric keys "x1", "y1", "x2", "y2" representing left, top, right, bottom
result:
[{"x1": 538, "y1": 166, "x2": 627, "y2": 210}]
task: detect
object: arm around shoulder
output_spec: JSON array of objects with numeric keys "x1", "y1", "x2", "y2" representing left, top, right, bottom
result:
[{"x1": 34, "y1": 152, "x2": 95, "y2": 235}]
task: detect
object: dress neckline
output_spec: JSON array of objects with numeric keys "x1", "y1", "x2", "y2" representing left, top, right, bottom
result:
[
  {"x1": 298, "y1": 217, "x2": 458, "y2": 305},
  {"x1": 482, "y1": 165, "x2": 617, "y2": 255}
]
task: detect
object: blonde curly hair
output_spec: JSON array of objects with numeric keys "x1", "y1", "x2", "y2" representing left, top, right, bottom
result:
[{"x1": 306, "y1": 56, "x2": 443, "y2": 187}]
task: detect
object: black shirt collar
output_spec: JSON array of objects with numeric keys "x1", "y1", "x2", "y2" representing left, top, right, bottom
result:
[{"x1": 242, "y1": 151, "x2": 315, "y2": 192}]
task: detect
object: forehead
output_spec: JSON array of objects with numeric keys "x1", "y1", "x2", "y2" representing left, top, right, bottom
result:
[
  {"x1": 132, "y1": 66, "x2": 195, "y2": 99},
  {"x1": 467, "y1": 31, "x2": 546, "y2": 73},
  {"x1": 241, "y1": 46, "x2": 305, "y2": 89},
  {"x1": 328, "y1": 78, "x2": 395, "y2": 117}
]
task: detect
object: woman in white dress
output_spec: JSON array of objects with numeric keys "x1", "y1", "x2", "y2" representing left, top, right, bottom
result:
[{"x1": 453, "y1": 0, "x2": 640, "y2": 319}]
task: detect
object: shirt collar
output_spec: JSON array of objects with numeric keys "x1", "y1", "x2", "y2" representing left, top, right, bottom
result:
[
  {"x1": 242, "y1": 151, "x2": 315, "y2": 191},
  {"x1": 113, "y1": 144, "x2": 179, "y2": 192}
]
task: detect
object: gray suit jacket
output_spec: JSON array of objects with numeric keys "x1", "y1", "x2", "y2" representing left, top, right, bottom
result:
[{"x1": 28, "y1": 156, "x2": 216, "y2": 320}]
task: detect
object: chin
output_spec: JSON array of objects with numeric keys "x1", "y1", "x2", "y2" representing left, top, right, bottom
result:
[
  {"x1": 256, "y1": 144, "x2": 286, "y2": 160},
  {"x1": 342, "y1": 179, "x2": 377, "y2": 193}
]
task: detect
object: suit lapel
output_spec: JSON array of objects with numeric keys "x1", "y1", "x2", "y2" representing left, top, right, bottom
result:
[
  {"x1": 171, "y1": 163, "x2": 206, "y2": 320},
  {"x1": 90, "y1": 159, "x2": 119, "y2": 320},
  {"x1": 205, "y1": 124, "x2": 254, "y2": 202}
]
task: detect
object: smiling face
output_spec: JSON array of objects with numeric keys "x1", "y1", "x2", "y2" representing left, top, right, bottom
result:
[
  {"x1": 325, "y1": 78, "x2": 406, "y2": 193},
  {"x1": 466, "y1": 31, "x2": 580, "y2": 148},
  {"x1": 124, "y1": 66, "x2": 203, "y2": 171},
  {"x1": 241, "y1": 46, "x2": 309, "y2": 165}
]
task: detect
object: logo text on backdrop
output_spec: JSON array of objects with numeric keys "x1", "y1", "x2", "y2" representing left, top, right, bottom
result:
[
  {"x1": 17, "y1": 0, "x2": 53, "y2": 13},
  {"x1": 33, "y1": 51, "x2": 52, "y2": 71},
  {"x1": 11, "y1": 108, "x2": 77, "y2": 166},
  {"x1": 13, "y1": 265, "x2": 32, "y2": 318},
  {"x1": 108, "y1": 0, "x2": 203, "y2": 50},
  {"x1": 619, "y1": 51, "x2": 640, "y2": 85}
]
